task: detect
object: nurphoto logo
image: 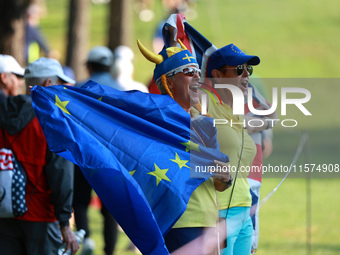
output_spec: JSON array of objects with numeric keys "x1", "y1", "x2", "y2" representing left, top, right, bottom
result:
[{"x1": 199, "y1": 84, "x2": 312, "y2": 128}]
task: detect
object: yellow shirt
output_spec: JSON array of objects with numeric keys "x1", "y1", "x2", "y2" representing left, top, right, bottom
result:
[
  {"x1": 173, "y1": 178, "x2": 217, "y2": 228},
  {"x1": 208, "y1": 96, "x2": 256, "y2": 209},
  {"x1": 174, "y1": 108, "x2": 218, "y2": 228}
]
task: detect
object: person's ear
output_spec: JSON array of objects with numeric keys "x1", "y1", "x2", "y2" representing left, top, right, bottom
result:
[
  {"x1": 211, "y1": 69, "x2": 222, "y2": 79},
  {"x1": 167, "y1": 78, "x2": 174, "y2": 89},
  {"x1": 0, "y1": 72, "x2": 9, "y2": 85}
]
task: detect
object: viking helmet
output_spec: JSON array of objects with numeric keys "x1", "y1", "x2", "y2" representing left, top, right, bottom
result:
[{"x1": 137, "y1": 39, "x2": 198, "y2": 84}]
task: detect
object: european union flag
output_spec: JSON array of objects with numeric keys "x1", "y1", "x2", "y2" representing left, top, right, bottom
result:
[{"x1": 31, "y1": 81, "x2": 228, "y2": 255}]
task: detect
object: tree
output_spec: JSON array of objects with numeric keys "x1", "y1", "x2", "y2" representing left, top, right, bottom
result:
[
  {"x1": 65, "y1": 0, "x2": 90, "y2": 81},
  {"x1": 108, "y1": 0, "x2": 132, "y2": 51},
  {"x1": 0, "y1": 0, "x2": 29, "y2": 65}
]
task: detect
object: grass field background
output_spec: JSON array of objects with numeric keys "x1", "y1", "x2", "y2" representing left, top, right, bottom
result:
[{"x1": 37, "y1": 0, "x2": 340, "y2": 254}]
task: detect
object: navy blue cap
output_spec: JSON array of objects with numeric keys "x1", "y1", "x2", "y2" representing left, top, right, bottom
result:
[{"x1": 207, "y1": 44, "x2": 260, "y2": 77}]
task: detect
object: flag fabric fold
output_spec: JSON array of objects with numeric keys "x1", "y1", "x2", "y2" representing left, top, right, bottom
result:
[{"x1": 31, "y1": 81, "x2": 228, "y2": 255}]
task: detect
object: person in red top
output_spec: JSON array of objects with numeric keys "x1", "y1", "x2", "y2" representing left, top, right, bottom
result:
[{"x1": 0, "y1": 57, "x2": 79, "y2": 255}]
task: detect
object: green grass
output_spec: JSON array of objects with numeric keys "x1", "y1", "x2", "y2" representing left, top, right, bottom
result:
[
  {"x1": 37, "y1": 0, "x2": 340, "y2": 254},
  {"x1": 259, "y1": 178, "x2": 340, "y2": 255},
  {"x1": 256, "y1": 128, "x2": 340, "y2": 254}
]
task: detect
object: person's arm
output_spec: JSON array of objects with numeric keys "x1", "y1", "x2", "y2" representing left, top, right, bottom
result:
[
  {"x1": 262, "y1": 129, "x2": 274, "y2": 158},
  {"x1": 44, "y1": 148, "x2": 79, "y2": 254}
]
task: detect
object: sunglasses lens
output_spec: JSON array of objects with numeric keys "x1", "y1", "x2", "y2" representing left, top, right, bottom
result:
[
  {"x1": 183, "y1": 68, "x2": 201, "y2": 77},
  {"x1": 236, "y1": 65, "x2": 253, "y2": 76},
  {"x1": 183, "y1": 68, "x2": 193, "y2": 76},
  {"x1": 247, "y1": 66, "x2": 253, "y2": 76},
  {"x1": 236, "y1": 65, "x2": 244, "y2": 76}
]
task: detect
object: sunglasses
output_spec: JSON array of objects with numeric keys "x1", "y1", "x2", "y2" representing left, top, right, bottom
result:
[
  {"x1": 167, "y1": 67, "x2": 201, "y2": 77},
  {"x1": 221, "y1": 65, "x2": 253, "y2": 76}
]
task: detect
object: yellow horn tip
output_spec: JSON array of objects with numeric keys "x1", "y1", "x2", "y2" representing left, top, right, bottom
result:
[
  {"x1": 178, "y1": 39, "x2": 187, "y2": 50},
  {"x1": 137, "y1": 39, "x2": 163, "y2": 65}
]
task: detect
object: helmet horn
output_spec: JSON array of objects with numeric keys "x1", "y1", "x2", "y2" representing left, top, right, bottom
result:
[
  {"x1": 137, "y1": 39, "x2": 163, "y2": 65},
  {"x1": 178, "y1": 39, "x2": 187, "y2": 50}
]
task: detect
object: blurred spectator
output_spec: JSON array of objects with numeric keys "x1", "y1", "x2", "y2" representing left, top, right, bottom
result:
[
  {"x1": 135, "y1": 0, "x2": 155, "y2": 22},
  {"x1": 0, "y1": 54, "x2": 25, "y2": 103},
  {"x1": 111, "y1": 46, "x2": 148, "y2": 93},
  {"x1": 135, "y1": 0, "x2": 197, "y2": 22},
  {"x1": 76, "y1": 46, "x2": 124, "y2": 91},
  {"x1": 25, "y1": 3, "x2": 51, "y2": 64}
]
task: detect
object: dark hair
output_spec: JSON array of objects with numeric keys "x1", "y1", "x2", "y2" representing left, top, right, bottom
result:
[
  {"x1": 87, "y1": 62, "x2": 110, "y2": 72},
  {"x1": 217, "y1": 65, "x2": 228, "y2": 74}
]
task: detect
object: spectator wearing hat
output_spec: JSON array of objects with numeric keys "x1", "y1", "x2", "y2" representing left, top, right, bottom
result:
[
  {"x1": 0, "y1": 55, "x2": 25, "y2": 104},
  {"x1": 0, "y1": 57, "x2": 78, "y2": 255},
  {"x1": 73, "y1": 45, "x2": 120, "y2": 255},
  {"x1": 24, "y1": 57, "x2": 76, "y2": 86},
  {"x1": 76, "y1": 46, "x2": 124, "y2": 91},
  {"x1": 111, "y1": 45, "x2": 149, "y2": 93},
  {"x1": 138, "y1": 39, "x2": 232, "y2": 253},
  {"x1": 205, "y1": 43, "x2": 262, "y2": 255}
]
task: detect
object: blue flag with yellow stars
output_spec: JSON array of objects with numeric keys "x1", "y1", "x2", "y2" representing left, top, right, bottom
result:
[{"x1": 31, "y1": 81, "x2": 228, "y2": 255}]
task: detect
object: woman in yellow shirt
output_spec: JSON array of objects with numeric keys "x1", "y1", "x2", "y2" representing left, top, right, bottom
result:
[{"x1": 206, "y1": 43, "x2": 260, "y2": 255}]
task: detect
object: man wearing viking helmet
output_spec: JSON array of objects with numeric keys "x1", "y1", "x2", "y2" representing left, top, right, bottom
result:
[
  {"x1": 137, "y1": 39, "x2": 202, "y2": 113},
  {"x1": 138, "y1": 39, "x2": 232, "y2": 253}
]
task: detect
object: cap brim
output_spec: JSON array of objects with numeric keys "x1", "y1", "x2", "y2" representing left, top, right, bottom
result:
[
  {"x1": 231, "y1": 55, "x2": 260, "y2": 66},
  {"x1": 12, "y1": 67, "x2": 25, "y2": 77},
  {"x1": 58, "y1": 74, "x2": 75, "y2": 84},
  {"x1": 247, "y1": 56, "x2": 260, "y2": 66}
]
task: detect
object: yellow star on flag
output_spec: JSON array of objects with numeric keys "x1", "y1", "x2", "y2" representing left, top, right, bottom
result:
[
  {"x1": 98, "y1": 96, "x2": 102, "y2": 101},
  {"x1": 129, "y1": 170, "x2": 136, "y2": 176},
  {"x1": 55, "y1": 95, "x2": 70, "y2": 115},
  {"x1": 148, "y1": 163, "x2": 171, "y2": 186},
  {"x1": 180, "y1": 140, "x2": 200, "y2": 152},
  {"x1": 170, "y1": 153, "x2": 190, "y2": 169}
]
